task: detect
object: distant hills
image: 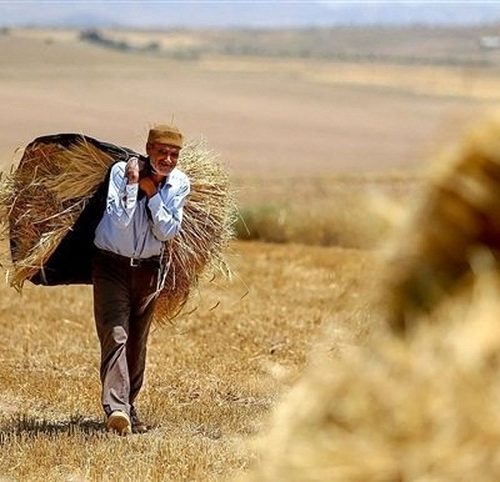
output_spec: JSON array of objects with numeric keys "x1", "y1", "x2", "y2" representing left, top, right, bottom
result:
[{"x1": 2, "y1": 1, "x2": 500, "y2": 28}]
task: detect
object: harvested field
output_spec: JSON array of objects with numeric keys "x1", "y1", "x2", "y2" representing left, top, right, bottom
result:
[
  {"x1": 246, "y1": 114, "x2": 500, "y2": 482},
  {"x1": 0, "y1": 32, "x2": 492, "y2": 176},
  {"x1": 0, "y1": 241, "x2": 381, "y2": 480},
  {"x1": 2, "y1": 27, "x2": 500, "y2": 480},
  {"x1": 246, "y1": 270, "x2": 500, "y2": 482}
]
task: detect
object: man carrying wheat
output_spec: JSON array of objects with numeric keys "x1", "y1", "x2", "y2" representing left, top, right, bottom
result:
[{"x1": 92, "y1": 124, "x2": 190, "y2": 435}]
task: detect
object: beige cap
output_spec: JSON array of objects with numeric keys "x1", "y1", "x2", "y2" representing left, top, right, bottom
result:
[{"x1": 148, "y1": 124, "x2": 184, "y2": 148}]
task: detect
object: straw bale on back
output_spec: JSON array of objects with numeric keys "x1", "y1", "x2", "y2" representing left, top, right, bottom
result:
[
  {"x1": 155, "y1": 140, "x2": 235, "y2": 319},
  {"x1": 1, "y1": 137, "x2": 114, "y2": 289},
  {"x1": 385, "y1": 113, "x2": 500, "y2": 333},
  {"x1": 0, "y1": 133, "x2": 235, "y2": 322}
]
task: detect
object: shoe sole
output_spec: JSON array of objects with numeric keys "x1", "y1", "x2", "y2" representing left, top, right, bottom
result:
[{"x1": 107, "y1": 412, "x2": 132, "y2": 435}]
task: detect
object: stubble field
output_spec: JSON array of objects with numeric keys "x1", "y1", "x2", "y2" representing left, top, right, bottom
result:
[
  {"x1": 0, "y1": 241, "x2": 380, "y2": 480},
  {"x1": 1, "y1": 27, "x2": 500, "y2": 481}
]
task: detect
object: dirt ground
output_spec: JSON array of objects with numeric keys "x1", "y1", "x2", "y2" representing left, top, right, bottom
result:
[{"x1": 0, "y1": 32, "x2": 493, "y2": 177}]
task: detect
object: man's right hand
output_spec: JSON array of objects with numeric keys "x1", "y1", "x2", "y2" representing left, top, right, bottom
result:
[{"x1": 126, "y1": 156, "x2": 139, "y2": 184}]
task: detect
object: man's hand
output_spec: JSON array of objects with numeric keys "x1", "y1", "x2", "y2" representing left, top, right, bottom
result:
[
  {"x1": 126, "y1": 156, "x2": 139, "y2": 184},
  {"x1": 139, "y1": 177, "x2": 158, "y2": 198}
]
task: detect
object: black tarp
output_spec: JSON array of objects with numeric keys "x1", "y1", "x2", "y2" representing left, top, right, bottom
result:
[{"x1": 12, "y1": 133, "x2": 145, "y2": 286}]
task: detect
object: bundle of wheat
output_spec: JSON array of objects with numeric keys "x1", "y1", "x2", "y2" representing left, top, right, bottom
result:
[
  {"x1": 248, "y1": 270, "x2": 500, "y2": 482},
  {"x1": 0, "y1": 136, "x2": 114, "y2": 289},
  {"x1": 155, "y1": 139, "x2": 236, "y2": 319},
  {"x1": 0, "y1": 133, "x2": 235, "y2": 322},
  {"x1": 384, "y1": 113, "x2": 500, "y2": 333}
]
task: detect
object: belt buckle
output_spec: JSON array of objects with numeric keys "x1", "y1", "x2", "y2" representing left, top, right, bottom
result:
[{"x1": 130, "y1": 257, "x2": 140, "y2": 267}]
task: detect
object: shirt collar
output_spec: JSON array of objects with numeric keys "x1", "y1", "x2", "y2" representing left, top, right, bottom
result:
[{"x1": 164, "y1": 174, "x2": 173, "y2": 188}]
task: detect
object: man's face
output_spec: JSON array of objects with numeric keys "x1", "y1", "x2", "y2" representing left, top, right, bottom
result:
[{"x1": 146, "y1": 142, "x2": 181, "y2": 176}]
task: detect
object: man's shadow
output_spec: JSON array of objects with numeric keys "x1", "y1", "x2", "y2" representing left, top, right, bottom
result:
[{"x1": 0, "y1": 414, "x2": 106, "y2": 444}]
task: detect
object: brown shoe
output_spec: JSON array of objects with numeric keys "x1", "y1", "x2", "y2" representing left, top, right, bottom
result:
[
  {"x1": 106, "y1": 410, "x2": 132, "y2": 436},
  {"x1": 130, "y1": 407, "x2": 150, "y2": 434}
]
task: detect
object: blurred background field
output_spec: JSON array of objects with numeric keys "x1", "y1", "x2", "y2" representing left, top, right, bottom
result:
[
  {"x1": 0, "y1": 23, "x2": 494, "y2": 249},
  {"x1": 2, "y1": 2, "x2": 500, "y2": 479}
]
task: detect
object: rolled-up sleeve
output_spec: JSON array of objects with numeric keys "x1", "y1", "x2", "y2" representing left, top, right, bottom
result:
[
  {"x1": 148, "y1": 177, "x2": 190, "y2": 241},
  {"x1": 106, "y1": 162, "x2": 138, "y2": 228}
]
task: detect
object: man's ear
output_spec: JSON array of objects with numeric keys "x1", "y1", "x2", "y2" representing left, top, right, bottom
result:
[{"x1": 146, "y1": 142, "x2": 152, "y2": 156}]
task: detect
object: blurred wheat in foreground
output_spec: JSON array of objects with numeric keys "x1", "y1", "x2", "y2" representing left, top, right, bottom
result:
[
  {"x1": 247, "y1": 113, "x2": 500, "y2": 482},
  {"x1": 385, "y1": 114, "x2": 500, "y2": 333},
  {"x1": 247, "y1": 269, "x2": 500, "y2": 482}
]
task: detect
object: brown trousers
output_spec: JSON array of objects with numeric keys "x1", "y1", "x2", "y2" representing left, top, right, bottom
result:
[{"x1": 92, "y1": 250, "x2": 160, "y2": 417}]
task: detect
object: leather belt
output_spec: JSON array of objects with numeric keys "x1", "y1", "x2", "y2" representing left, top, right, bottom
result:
[{"x1": 97, "y1": 249, "x2": 161, "y2": 268}]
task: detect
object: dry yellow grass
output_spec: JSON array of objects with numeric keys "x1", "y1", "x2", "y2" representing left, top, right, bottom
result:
[
  {"x1": 246, "y1": 269, "x2": 500, "y2": 482},
  {"x1": 235, "y1": 173, "x2": 421, "y2": 248},
  {"x1": 245, "y1": 112, "x2": 500, "y2": 482},
  {"x1": 0, "y1": 240, "x2": 380, "y2": 480}
]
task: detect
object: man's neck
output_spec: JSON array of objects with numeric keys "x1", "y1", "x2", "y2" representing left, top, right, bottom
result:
[{"x1": 151, "y1": 173, "x2": 166, "y2": 185}]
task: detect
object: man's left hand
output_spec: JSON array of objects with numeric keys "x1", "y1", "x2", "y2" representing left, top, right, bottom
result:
[{"x1": 139, "y1": 177, "x2": 158, "y2": 198}]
